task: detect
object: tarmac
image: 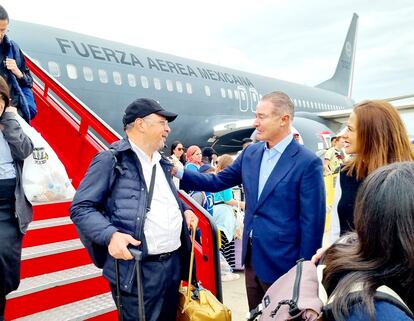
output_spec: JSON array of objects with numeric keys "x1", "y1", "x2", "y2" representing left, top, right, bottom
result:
[{"x1": 221, "y1": 270, "x2": 248, "y2": 320}]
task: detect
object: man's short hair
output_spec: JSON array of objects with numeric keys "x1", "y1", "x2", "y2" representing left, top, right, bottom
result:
[
  {"x1": 0, "y1": 6, "x2": 9, "y2": 22},
  {"x1": 261, "y1": 91, "x2": 294, "y2": 119}
]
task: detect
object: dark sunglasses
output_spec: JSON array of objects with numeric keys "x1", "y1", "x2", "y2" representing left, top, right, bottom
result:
[{"x1": 176, "y1": 147, "x2": 184, "y2": 151}]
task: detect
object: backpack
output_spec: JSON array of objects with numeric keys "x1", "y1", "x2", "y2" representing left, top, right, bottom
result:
[
  {"x1": 76, "y1": 148, "x2": 122, "y2": 268},
  {"x1": 7, "y1": 40, "x2": 37, "y2": 121}
]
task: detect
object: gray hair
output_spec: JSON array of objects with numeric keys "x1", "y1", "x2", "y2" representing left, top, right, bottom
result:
[{"x1": 261, "y1": 91, "x2": 294, "y2": 120}]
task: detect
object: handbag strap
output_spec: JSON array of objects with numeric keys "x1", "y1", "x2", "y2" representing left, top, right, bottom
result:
[
  {"x1": 186, "y1": 221, "x2": 197, "y2": 301},
  {"x1": 146, "y1": 164, "x2": 156, "y2": 213}
]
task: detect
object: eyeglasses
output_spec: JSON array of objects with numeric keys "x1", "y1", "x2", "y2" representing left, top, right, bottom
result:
[
  {"x1": 176, "y1": 147, "x2": 184, "y2": 151},
  {"x1": 143, "y1": 118, "x2": 169, "y2": 127}
]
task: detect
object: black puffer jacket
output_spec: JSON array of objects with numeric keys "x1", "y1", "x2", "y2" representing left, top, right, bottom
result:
[{"x1": 70, "y1": 137, "x2": 192, "y2": 294}]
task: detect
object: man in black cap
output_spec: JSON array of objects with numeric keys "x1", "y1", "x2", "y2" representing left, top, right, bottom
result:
[{"x1": 71, "y1": 98, "x2": 197, "y2": 321}]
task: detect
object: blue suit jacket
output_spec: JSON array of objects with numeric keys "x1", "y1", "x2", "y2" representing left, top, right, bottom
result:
[{"x1": 181, "y1": 140, "x2": 325, "y2": 283}]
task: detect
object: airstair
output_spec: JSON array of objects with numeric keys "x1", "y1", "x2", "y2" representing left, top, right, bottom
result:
[{"x1": 5, "y1": 56, "x2": 221, "y2": 320}]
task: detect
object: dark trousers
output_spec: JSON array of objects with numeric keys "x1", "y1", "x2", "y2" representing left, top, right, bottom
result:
[
  {"x1": 245, "y1": 241, "x2": 271, "y2": 310},
  {"x1": 0, "y1": 295, "x2": 5, "y2": 320},
  {"x1": 110, "y1": 250, "x2": 181, "y2": 321},
  {"x1": 0, "y1": 178, "x2": 22, "y2": 320}
]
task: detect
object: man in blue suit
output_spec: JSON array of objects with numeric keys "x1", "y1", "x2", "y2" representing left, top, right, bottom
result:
[{"x1": 177, "y1": 91, "x2": 325, "y2": 310}]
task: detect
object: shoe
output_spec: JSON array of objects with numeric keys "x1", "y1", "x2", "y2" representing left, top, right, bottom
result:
[{"x1": 221, "y1": 272, "x2": 240, "y2": 282}]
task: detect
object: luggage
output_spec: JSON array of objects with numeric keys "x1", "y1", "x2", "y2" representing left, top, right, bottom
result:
[
  {"x1": 248, "y1": 259, "x2": 325, "y2": 321},
  {"x1": 177, "y1": 222, "x2": 232, "y2": 321},
  {"x1": 233, "y1": 239, "x2": 244, "y2": 271},
  {"x1": 115, "y1": 248, "x2": 145, "y2": 321}
]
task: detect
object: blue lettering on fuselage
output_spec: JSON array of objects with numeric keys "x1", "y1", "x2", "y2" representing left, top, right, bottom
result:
[
  {"x1": 56, "y1": 38, "x2": 144, "y2": 68},
  {"x1": 55, "y1": 38, "x2": 254, "y2": 86}
]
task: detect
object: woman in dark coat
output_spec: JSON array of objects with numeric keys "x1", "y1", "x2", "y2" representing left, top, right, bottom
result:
[{"x1": 0, "y1": 76, "x2": 33, "y2": 320}]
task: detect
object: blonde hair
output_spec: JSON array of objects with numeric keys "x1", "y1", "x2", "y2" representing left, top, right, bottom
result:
[{"x1": 217, "y1": 154, "x2": 233, "y2": 171}]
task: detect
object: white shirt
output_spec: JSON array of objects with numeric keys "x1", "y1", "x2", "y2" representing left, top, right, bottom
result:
[
  {"x1": 0, "y1": 131, "x2": 16, "y2": 179},
  {"x1": 169, "y1": 154, "x2": 184, "y2": 189},
  {"x1": 130, "y1": 141, "x2": 182, "y2": 255}
]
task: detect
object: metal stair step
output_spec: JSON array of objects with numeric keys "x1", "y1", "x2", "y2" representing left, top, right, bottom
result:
[
  {"x1": 22, "y1": 239, "x2": 83, "y2": 260},
  {"x1": 28, "y1": 217, "x2": 72, "y2": 230},
  {"x1": 7, "y1": 264, "x2": 101, "y2": 299},
  {"x1": 12, "y1": 292, "x2": 116, "y2": 321}
]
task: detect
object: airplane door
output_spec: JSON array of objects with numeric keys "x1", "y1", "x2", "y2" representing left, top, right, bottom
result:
[
  {"x1": 249, "y1": 88, "x2": 259, "y2": 112},
  {"x1": 237, "y1": 86, "x2": 249, "y2": 112}
]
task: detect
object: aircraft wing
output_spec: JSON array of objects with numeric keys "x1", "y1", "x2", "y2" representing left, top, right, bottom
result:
[
  {"x1": 318, "y1": 94, "x2": 414, "y2": 124},
  {"x1": 317, "y1": 108, "x2": 353, "y2": 123}
]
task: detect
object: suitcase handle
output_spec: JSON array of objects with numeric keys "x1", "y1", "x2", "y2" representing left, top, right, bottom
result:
[
  {"x1": 115, "y1": 248, "x2": 146, "y2": 321},
  {"x1": 129, "y1": 247, "x2": 146, "y2": 321},
  {"x1": 129, "y1": 248, "x2": 143, "y2": 261},
  {"x1": 186, "y1": 221, "x2": 197, "y2": 301}
]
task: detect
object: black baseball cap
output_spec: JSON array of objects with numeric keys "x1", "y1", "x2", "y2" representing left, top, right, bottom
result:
[{"x1": 122, "y1": 98, "x2": 177, "y2": 126}]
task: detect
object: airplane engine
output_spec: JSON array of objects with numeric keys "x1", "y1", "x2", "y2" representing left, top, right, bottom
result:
[{"x1": 291, "y1": 117, "x2": 335, "y2": 152}]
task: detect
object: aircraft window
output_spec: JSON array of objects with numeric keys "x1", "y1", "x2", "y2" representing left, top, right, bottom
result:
[
  {"x1": 166, "y1": 80, "x2": 174, "y2": 92},
  {"x1": 128, "y1": 74, "x2": 137, "y2": 87},
  {"x1": 227, "y1": 89, "x2": 233, "y2": 99},
  {"x1": 154, "y1": 78, "x2": 161, "y2": 90},
  {"x1": 113, "y1": 72, "x2": 122, "y2": 85},
  {"x1": 240, "y1": 91, "x2": 246, "y2": 101},
  {"x1": 141, "y1": 76, "x2": 149, "y2": 88},
  {"x1": 234, "y1": 90, "x2": 239, "y2": 100},
  {"x1": 176, "y1": 81, "x2": 183, "y2": 93},
  {"x1": 83, "y1": 67, "x2": 94, "y2": 82},
  {"x1": 48, "y1": 61, "x2": 60, "y2": 78},
  {"x1": 220, "y1": 88, "x2": 226, "y2": 98},
  {"x1": 98, "y1": 69, "x2": 108, "y2": 84},
  {"x1": 186, "y1": 83, "x2": 192, "y2": 94},
  {"x1": 204, "y1": 85, "x2": 211, "y2": 97},
  {"x1": 66, "y1": 64, "x2": 78, "y2": 80}
]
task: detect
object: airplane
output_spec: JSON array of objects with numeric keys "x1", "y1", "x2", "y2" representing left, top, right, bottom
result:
[{"x1": 9, "y1": 14, "x2": 359, "y2": 154}]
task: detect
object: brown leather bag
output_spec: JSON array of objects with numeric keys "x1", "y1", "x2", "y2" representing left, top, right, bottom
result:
[{"x1": 176, "y1": 222, "x2": 232, "y2": 321}]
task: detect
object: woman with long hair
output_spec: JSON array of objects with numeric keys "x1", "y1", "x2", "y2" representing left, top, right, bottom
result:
[
  {"x1": 329, "y1": 100, "x2": 413, "y2": 241},
  {"x1": 169, "y1": 140, "x2": 185, "y2": 189},
  {"x1": 0, "y1": 76, "x2": 33, "y2": 319},
  {"x1": 322, "y1": 162, "x2": 414, "y2": 321},
  {"x1": 169, "y1": 140, "x2": 185, "y2": 165}
]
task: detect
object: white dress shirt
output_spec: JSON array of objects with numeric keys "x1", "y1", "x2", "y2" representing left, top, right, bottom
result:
[{"x1": 130, "y1": 141, "x2": 182, "y2": 255}]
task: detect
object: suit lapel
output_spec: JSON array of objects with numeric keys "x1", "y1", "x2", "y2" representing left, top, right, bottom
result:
[
  {"x1": 244, "y1": 143, "x2": 265, "y2": 208},
  {"x1": 255, "y1": 141, "x2": 298, "y2": 210}
]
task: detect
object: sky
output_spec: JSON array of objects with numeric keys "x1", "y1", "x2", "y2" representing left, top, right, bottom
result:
[{"x1": 2, "y1": 0, "x2": 414, "y2": 102}]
